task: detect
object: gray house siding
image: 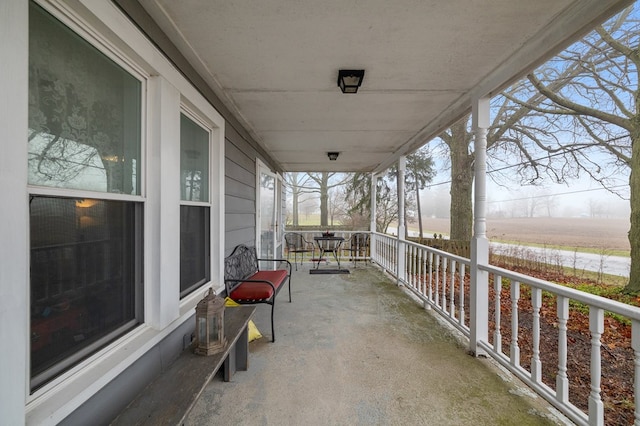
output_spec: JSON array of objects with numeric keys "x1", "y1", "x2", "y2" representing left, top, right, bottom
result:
[
  {"x1": 60, "y1": 319, "x2": 194, "y2": 425},
  {"x1": 224, "y1": 125, "x2": 281, "y2": 256}
]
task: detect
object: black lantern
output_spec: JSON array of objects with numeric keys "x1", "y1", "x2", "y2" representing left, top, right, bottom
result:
[
  {"x1": 194, "y1": 288, "x2": 227, "y2": 356},
  {"x1": 337, "y1": 69, "x2": 365, "y2": 94},
  {"x1": 327, "y1": 152, "x2": 339, "y2": 161}
]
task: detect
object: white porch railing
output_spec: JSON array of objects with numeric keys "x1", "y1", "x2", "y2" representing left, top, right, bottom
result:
[{"x1": 370, "y1": 232, "x2": 640, "y2": 426}]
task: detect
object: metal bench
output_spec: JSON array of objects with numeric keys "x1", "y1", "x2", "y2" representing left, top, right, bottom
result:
[{"x1": 224, "y1": 245, "x2": 292, "y2": 342}]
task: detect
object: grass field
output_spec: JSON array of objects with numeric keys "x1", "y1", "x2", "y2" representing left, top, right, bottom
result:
[{"x1": 420, "y1": 216, "x2": 630, "y2": 255}]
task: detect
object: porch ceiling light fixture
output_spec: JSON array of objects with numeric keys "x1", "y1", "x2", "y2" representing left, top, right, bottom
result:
[
  {"x1": 337, "y1": 69, "x2": 365, "y2": 94},
  {"x1": 327, "y1": 152, "x2": 340, "y2": 161}
]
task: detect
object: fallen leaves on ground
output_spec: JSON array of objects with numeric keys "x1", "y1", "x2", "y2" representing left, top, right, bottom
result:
[{"x1": 487, "y1": 263, "x2": 636, "y2": 425}]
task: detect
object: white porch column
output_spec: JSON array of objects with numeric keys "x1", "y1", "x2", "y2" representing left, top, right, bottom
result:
[
  {"x1": 397, "y1": 156, "x2": 406, "y2": 285},
  {"x1": 370, "y1": 173, "x2": 377, "y2": 261},
  {"x1": 469, "y1": 97, "x2": 490, "y2": 356}
]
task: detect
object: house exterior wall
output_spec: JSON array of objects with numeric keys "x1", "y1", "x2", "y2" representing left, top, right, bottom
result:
[
  {"x1": 225, "y1": 126, "x2": 261, "y2": 255},
  {"x1": 0, "y1": 1, "x2": 280, "y2": 424}
]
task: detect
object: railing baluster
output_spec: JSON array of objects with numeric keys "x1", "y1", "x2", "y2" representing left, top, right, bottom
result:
[
  {"x1": 632, "y1": 319, "x2": 640, "y2": 426},
  {"x1": 411, "y1": 245, "x2": 416, "y2": 291},
  {"x1": 531, "y1": 287, "x2": 542, "y2": 383},
  {"x1": 385, "y1": 239, "x2": 390, "y2": 270},
  {"x1": 412, "y1": 246, "x2": 418, "y2": 290},
  {"x1": 411, "y1": 245, "x2": 417, "y2": 291},
  {"x1": 494, "y1": 274, "x2": 502, "y2": 354},
  {"x1": 415, "y1": 247, "x2": 420, "y2": 291},
  {"x1": 382, "y1": 239, "x2": 387, "y2": 270},
  {"x1": 441, "y1": 257, "x2": 448, "y2": 312},
  {"x1": 449, "y1": 259, "x2": 456, "y2": 319},
  {"x1": 510, "y1": 280, "x2": 520, "y2": 366},
  {"x1": 588, "y1": 307, "x2": 604, "y2": 425},
  {"x1": 420, "y1": 249, "x2": 424, "y2": 297},
  {"x1": 393, "y1": 240, "x2": 398, "y2": 276},
  {"x1": 405, "y1": 245, "x2": 416, "y2": 289},
  {"x1": 556, "y1": 295, "x2": 569, "y2": 404},
  {"x1": 434, "y1": 254, "x2": 440, "y2": 308},
  {"x1": 427, "y1": 251, "x2": 433, "y2": 305},
  {"x1": 458, "y1": 263, "x2": 465, "y2": 327}
]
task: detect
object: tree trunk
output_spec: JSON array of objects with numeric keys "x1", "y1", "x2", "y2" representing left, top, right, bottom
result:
[
  {"x1": 625, "y1": 125, "x2": 640, "y2": 293},
  {"x1": 292, "y1": 187, "x2": 299, "y2": 226},
  {"x1": 448, "y1": 122, "x2": 474, "y2": 241},
  {"x1": 290, "y1": 172, "x2": 300, "y2": 227},
  {"x1": 319, "y1": 172, "x2": 329, "y2": 227}
]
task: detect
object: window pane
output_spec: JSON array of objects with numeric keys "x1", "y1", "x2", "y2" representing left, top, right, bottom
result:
[
  {"x1": 28, "y1": 3, "x2": 141, "y2": 194},
  {"x1": 30, "y1": 196, "x2": 141, "y2": 389},
  {"x1": 180, "y1": 114, "x2": 210, "y2": 202},
  {"x1": 180, "y1": 206, "x2": 210, "y2": 297}
]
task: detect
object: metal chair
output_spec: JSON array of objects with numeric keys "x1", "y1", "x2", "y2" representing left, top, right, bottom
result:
[
  {"x1": 284, "y1": 232, "x2": 315, "y2": 270},
  {"x1": 344, "y1": 233, "x2": 369, "y2": 267}
]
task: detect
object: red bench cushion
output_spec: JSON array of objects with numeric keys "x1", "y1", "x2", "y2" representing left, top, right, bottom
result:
[{"x1": 230, "y1": 270, "x2": 288, "y2": 302}]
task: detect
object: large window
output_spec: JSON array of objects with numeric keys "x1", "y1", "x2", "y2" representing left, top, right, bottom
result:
[
  {"x1": 180, "y1": 113, "x2": 211, "y2": 297},
  {"x1": 28, "y1": 2, "x2": 143, "y2": 390},
  {"x1": 30, "y1": 197, "x2": 141, "y2": 388}
]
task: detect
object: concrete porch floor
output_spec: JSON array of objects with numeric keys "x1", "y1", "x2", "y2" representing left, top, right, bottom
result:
[{"x1": 186, "y1": 262, "x2": 568, "y2": 425}]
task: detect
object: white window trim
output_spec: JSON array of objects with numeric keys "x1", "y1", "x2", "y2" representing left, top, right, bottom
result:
[{"x1": 25, "y1": 1, "x2": 225, "y2": 423}]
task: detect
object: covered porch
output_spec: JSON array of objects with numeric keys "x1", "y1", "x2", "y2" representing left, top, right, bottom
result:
[
  {"x1": 2, "y1": 1, "x2": 637, "y2": 425},
  {"x1": 187, "y1": 262, "x2": 561, "y2": 425}
]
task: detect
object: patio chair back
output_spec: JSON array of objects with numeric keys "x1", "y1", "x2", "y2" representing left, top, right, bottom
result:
[
  {"x1": 346, "y1": 233, "x2": 369, "y2": 267},
  {"x1": 284, "y1": 232, "x2": 315, "y2": 270}
]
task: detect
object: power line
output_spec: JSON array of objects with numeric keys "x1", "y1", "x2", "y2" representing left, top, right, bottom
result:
[
  {"x1": 427, "y1": 145, "x2": 621, "y2": 189},
  {"x1": 488, "y1": 184, "x2": 628, "y2": 203}
]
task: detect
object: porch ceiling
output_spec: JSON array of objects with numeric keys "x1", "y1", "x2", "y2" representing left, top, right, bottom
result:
[{"x1": 137, "y1": 0, "x2": 631, "y2": 173}]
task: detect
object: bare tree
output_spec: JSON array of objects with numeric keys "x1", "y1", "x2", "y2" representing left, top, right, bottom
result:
[
  {"x1": 504, "y1": 6, "x2": 639, "y2": 291},
  {"x1": 305, "y1": 172, "x2": 348, "y2": 227},
  {"x1": 436, "y1": 5, "x2": 639, "y2": 293},
  {"x1": 284, "y1": 172, "x2": 315, "y2": 226},
  {"x1": 377, "y1": 183, "x2": 401, "y2": 234}
]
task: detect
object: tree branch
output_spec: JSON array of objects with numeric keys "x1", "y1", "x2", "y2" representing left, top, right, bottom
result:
[{"x1": 527, "y1": 73, "x2": 631, "y2": 131}]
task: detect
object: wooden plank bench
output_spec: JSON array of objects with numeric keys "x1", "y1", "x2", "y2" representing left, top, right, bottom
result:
[
  {"x1": 111, "y1": 305, "x2": 255, "y2": 426},
  {"x1": 224, "y1": 244, "x2": 292, "y2": 342}
]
